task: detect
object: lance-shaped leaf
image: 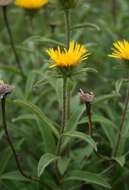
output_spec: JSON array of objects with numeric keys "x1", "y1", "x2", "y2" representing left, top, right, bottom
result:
[
  {"x1": 71, "y1": 23, "x2": 100, "y2": 31},
  {"x1": 63, "y1": 131, "x2": 97, "y2": 151},
  {"x1": 13, "y1": 100, "x2": 59, "y2": 138},
  {"x1": 13, "y1": 100, "x2": 58, "y2": 153},
  {"x1": 72, "y1": 68, "x2": 98, "y2": 76},
  {"x1": 112, "y1": 156, "x2": 126, "y2": 167},
  {"x1": 0, "y1": 171, "x2": 28, "y2": 181},
  {"x1": 63, "y1": 170, "x2": 111, "y2": 189},
  {"x1": 38, "y1": 153, "x2": 59, "y2": 177}
]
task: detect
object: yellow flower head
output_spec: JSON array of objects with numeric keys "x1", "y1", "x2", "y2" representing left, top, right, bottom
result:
[
  {"x1": 15, "y1": 0, "x2": 48, "y2": 9},
  {"x1": 47, "y1": 41, "x2": 89, "y2": 68},
  {"x1": 109, "y1": 40, "x2": 129, "y2": 61}
]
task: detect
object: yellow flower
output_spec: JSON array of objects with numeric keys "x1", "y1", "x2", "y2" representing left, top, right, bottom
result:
[
  {"x1": 47, "y1": 41, "x2": 89, "y2": 68},
  {"x1": 109, "y1": 40, "x2": 129, "y2": 61},
  {"x1": 15, "y1": 0, "x2": 48, "y2": 9}
]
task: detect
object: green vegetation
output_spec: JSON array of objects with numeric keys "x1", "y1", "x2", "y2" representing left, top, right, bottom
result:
[{"x1": 0, "y1": 0, "x2": 129, "y2": 189}]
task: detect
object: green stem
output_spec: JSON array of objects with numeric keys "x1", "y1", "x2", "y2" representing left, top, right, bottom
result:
[
  {"x1": 29, "y1": 15, "x2": 34, "y2": 34},
  {"x1": 1, "y1": 97, "x2": 52, "y2": 190},
  {"x1": 26, "y1": 10, "x2": 35, "y2": 34},
  {"x1": 84, "y1": 102, "x2": 112, "y2": 161},
  {"x1": 113, "y1": 85, "x2": 129, "y2": 157},
  {"x1": 64, "y1": 9, "x2": 71, "y2": 120},
  {"x1": 111, "y1": 0, "x2": 116, "y2": 24},
  {"x1": 64, "y1": 9, "x2": 71, "y2": 49},
  {"x1": 56, "y1": 76, "x2": 68, "y2": 155},
  {"x1": 2, "y1": 6, "x2": 25, "y2": 78},
  {"x1": 54, "y1": 9, "x2": 70, "y2": 185},
  {"x1": 85, "y1": 103, "x2": 92, "y2": 136},
  {"x1": 55, "y1": 77, "x2": 68, "y2": 187}
]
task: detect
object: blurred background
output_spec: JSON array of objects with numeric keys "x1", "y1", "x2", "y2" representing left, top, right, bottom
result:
[{"x1": 0, "y1": 0, "x2": 129, "y2": 189}]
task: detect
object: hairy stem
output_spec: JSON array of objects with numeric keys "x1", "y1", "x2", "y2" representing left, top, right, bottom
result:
[
  {"x1": 54, "y1": 9, "x2": 71, "y2": 185},
  {"x1": 64, "y1": 9, "x2": 71, "y2": 120},
  {"x1": 65, "y1": 9, "x2": 71, "y2": 49},
  {"x1": 56, "y1": 77, "x2": 68, "y2": 155},
  {"x1": 55, "y1": 77, "x2": 68, "y2": 187},
  {"x1": 85, "y1": 103, "x2": 92, "y2": 136},
  {"x1": 113, "y1": 85, "x2": 129, "y2": 157},
  {"x1": 111, "y1": 0, "x2": 116, "y2": 24},
  {"x1": 2, "y1": 6, "x2": 24, "y2": 77},
  {"x1": 84, "y1": 102, "x2": 112, "y2": 161},
  {"x1": 1, "y1": 97, "x2": 52, "y2": 190}
]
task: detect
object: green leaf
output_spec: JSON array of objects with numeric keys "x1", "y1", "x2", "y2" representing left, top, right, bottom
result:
[
  {"x1": 80, "y1": 114, "x2": 116, "y2": 129},
  {"x1": 0, "y1": 64, "x2": 21, "y2": 76},
  {"x1": 63, "y1": 170, "x2": 111, "y2": 189},
  {"x1": 94, "y1": 94, "x2": 120, "y2": 104},
  {"x1": 58, "y1": 157, "x2": 71, "y2": 175},
  {"x1": 0, "y1": 130, "x2": 4, "y2": 140},
  {"x1": 23, "y1": 36, "x2": 65, "y2": 46},
  {"x1": 115, "y1": 79, "x2": 129, "y2": 94},
  {"x1": 25, "y1": 71, "x2": 36, "y2": 99},
  {"x1": 62, "y1": 98, "x2": 84, "y2": 148},
  {"x1": 0, "y1": 139, "x2": 24, "y2": 175},
  {"x1": 71, "y1": 23, "x2": 100, "y2": 31},
  {"x1": 79, "y1": 114, "x2": 116, "y2": 148},
  {"x1": 36, "y1": 119, "x2": 56, "y2": 153},
  {"x1": 13, "y1": 100, "x2": 58, "y2": 153},
  {"x1": 66, "y1": 104, "x2": 84, "y2": 132},
  {"x1": 72, "y1": 68, "x2": 98, "y2": 76},
  {"x1": 113, "y1": 156, "x2": 126, "y2": 167},
  {"x1": 13, "y1": 99, "x2": 59, "y2": 138},
  {"x1": 63, "y1": 131, "x2": 97, "y2": 151},
  {"x1": 12, "y1": 114, "x2": 36, "y2": 122},
  {"x1": 0, "y1": 171, "x2": 28, "y2": 181},
  {"x1": 38, "y1": 153, "x2": 59, "y2": 177},
  {"x1": 0, "y1": 147, "x2": 13, "y2": 175},
  {"x1": 33, "y1": 77, "x2": 48, "y2": 88}
]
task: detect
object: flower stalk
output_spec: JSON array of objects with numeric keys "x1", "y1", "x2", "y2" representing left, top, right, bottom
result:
[
  {"x1": 55, "y1": 76, "x2": 68, "y2": 187},
  {"x1": 85, "y1": 102, "x2": 92, "y2": 136},
  {"x1": 56, "y1": 76, "x2": 68, "y2": 156},
  {"x1": 79, "y1": 89, "x2": 94, "y2": 136},
  {"x1": 2, "y1": 6, "x2": 24, "y2": 77},
  {"x1": 113, "y1": 84, "x2": 129, "y2": 157},
  {"x1": 64, "y1": 9, "x2": 71, "y2": 119},
  {"x1": 64, "y1": 9, "x2": 71, "y2": 49},
  {"x1": 111, "y1": 0, "x2": 116, "y2": 24},
  {"x1": 109, "y1": 40, "x2": 129, "y2": 156},
  {"x1": 54, "y1": 10, "x2": 70, "y2": 184},
  {"x1": 1, "y1": 96, "x2": 52, "y2": 190}
]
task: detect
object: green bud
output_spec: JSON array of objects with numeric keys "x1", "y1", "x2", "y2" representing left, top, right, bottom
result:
[{"x1": 57, "y1": 0, "x2": 78, "y2": 9}]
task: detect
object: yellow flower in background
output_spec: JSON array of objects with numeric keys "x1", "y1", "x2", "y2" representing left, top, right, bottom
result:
[
  {"x1": 15, "y1": 0, "x2": 48, "y2": 9},
  {"x1": 109, "y1": 40, "x2": 129, "y2": 61},
  {"x1": 47, "y1": 41, "x2": 89, "y2": 68}
]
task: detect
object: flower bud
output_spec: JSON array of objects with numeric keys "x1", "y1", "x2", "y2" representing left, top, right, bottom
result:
[
  {"x1": 57, "y1": 0, "x2": 78, "y2": 9},
  {"x1": 0, "y1": 80, "x2": 14, "y2": 99},
  {"x1": 79, "y1": 89, "x2": 94, "y2": 104},
  {"x1": 0, "y1": 0, "x2": 12, "y2": 6}
]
